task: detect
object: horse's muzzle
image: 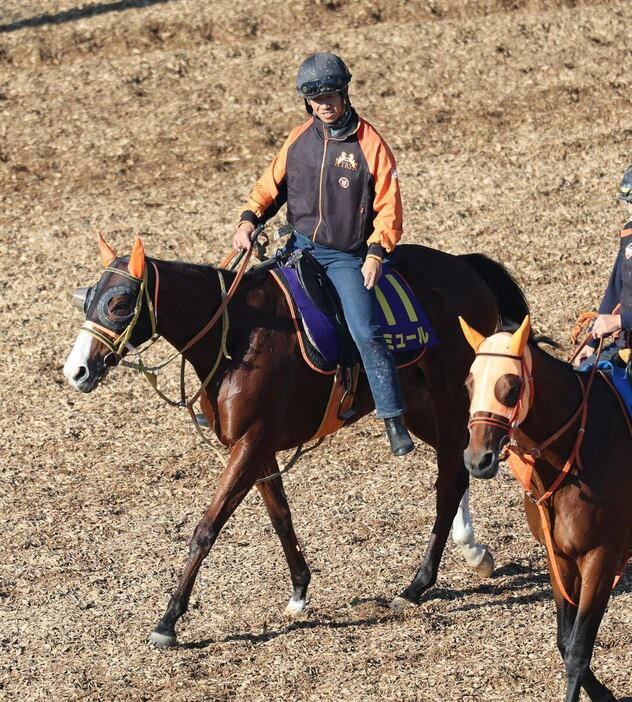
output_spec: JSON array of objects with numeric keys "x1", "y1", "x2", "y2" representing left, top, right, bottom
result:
[{"x1": 463, "y1": 445, "x2": 500, "y2": 479}]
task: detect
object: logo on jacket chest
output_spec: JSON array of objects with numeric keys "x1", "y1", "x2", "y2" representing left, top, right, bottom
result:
[
  {"x1": 335, "y1": 151, "x2": 358, "y2": 171},
  {"x1": 626, "y1": 242, "x2": 632, "y2": 260}
]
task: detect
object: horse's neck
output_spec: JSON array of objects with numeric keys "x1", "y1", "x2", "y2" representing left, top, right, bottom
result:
[
  {"x1": 151, "y1": 258, "x2": 228, "y2": 355},
  {"x1": 517, "y1": 343, "x2": 584, "y2": 465}
]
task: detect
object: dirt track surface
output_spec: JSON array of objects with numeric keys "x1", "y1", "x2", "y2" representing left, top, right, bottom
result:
[{"x1": 1, "y1": 1, "x2": 630, "y2": 700}]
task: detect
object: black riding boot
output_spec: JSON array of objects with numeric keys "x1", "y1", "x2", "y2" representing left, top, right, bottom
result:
[{"x1": 384, "y1": 416, "x2": 414, "y2": 456}]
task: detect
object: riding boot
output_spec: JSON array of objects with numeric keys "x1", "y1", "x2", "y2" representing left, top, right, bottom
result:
[{"x1": 384, "y1": 416, "x2": 414, "y2": 456}]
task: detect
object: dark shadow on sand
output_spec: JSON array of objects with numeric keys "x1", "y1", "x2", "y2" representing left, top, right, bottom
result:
[
  {"x1": 180, "y1": 612, "x2": 397, "y2": 650},
  {"x1": 0, "y1": 0, "x2": 170, "y2": 34}
]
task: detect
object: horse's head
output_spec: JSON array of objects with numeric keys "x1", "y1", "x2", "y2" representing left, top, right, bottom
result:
[
  {"x1": 460, "y1": 316, "x2": 533, "y2": 479},
  {"x1": 63, "y1": 234, "x2": 155, "y2": 392}
]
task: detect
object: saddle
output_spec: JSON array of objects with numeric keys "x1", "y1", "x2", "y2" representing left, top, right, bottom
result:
[
  {"x1": 269, "y1": 249, "x2": 439, "y2": 374},
  {"x1": 595, "y1": 359, "x2": 632, "y2": 422}
]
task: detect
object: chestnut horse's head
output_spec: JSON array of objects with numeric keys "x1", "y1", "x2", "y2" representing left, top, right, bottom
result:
[
  {"x1": 460, "y1": 316, "x2": 533, "y2": 479},
  {"x1": 63, "y1": 234, "x2": 155, "y2": 393}
]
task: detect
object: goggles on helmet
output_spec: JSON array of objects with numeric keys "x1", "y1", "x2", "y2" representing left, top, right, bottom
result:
[{"x1": 300, "y1": 80, "x2": 345, "y2": 99}]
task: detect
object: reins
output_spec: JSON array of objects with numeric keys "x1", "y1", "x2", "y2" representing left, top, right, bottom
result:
[{"x1": 112, "y1": 227, "x2": 324, "y2": 483}]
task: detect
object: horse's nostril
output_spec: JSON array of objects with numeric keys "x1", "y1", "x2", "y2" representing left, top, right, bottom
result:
[
  {"x1": 73, "y1": 366, "x2": 89, "y2": 383},
  {"x1": 478, "y1": 451, "x2": 495, "y2": 472}
]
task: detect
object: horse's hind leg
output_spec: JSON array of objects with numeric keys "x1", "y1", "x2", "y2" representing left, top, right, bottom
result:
[
  {"x1": 392, "y1": 401, "x2": 473, "y2": 607},
  {"x1": 256, "y1": 465, "x2": 310, "y2": 615},
  {"x1": 391, "y1": 384, "x2": 493, "y2": 609},
  {"x1": 451, "y1": 488, "x2": 494, "y2": 578},
  {"x1": 148, "y1": 442, "x2": 262, "y2": 647}
]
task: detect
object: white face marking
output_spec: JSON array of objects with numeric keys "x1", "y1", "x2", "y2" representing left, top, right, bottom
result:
[{"x1": 63, "y1": 331, "x2": 95, "y2": 390}]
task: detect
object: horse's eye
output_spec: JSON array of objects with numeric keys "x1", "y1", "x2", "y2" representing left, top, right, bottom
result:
[
  {"x1": 494, "y1": 373, "x2": 522, "y2": 407},
  {"x1": 107, "y1": 294, "x2": 133, "y2": 321},
  {"x1": 465, "y1": 372, "x2": 474, "y2": 397}
]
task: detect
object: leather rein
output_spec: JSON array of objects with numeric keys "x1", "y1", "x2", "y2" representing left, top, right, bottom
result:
[{"x1": 88, "y1": 229, "x2": 323, "y2": 483}]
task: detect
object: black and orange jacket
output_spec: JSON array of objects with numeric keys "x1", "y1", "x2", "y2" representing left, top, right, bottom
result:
[
  {"x1": 598, "y1": 220, "x2": 632, "y2": 333},
  {"x1": 239, "y1": 112, "x2": 403, "y2": 258}
]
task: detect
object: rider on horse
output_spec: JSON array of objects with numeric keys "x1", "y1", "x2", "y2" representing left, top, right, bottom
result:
[
  {"x1": 232, "y1": 52, "x2": 414, "y2": 456},
  {"x1": 575, "y1": 165, "x2": 632, "y2": 382}
]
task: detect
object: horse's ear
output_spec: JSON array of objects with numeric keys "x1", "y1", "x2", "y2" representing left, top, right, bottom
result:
[
  {"x1": 509, "y1": 315, "x2": 531, "y2": 355},
  {"x1": 459, "y1": 316, "x2": 486, "y2": 352},
  {"x1": 128, "y1": 237, "x2": 145, "y2": 278},
  {"x1": 98, "y1": 231, "x2": 117, "y2": 267}
]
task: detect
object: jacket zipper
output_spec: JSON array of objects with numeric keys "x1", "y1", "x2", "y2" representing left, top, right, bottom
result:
[{"x1": 312, "y1": 127, "x2": 329, "y2": 242}]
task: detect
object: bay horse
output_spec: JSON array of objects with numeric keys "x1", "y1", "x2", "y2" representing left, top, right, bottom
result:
[
  {"x1": 63, "y1": 234, "x2": 529, "y2": 647},
  {"x1": 460, "y1": 316, "x2": 631, "y2": 702}
]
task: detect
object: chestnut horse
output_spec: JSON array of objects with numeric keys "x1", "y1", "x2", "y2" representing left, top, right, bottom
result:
[
  {"x1": 64, "y1": 235, "x2": 528, "y2": 647},
  {"x1": 460, "y1": 316, "x2": 631, "y2": 702}
]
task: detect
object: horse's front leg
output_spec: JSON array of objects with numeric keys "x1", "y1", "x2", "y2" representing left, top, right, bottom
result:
[
  {"x1": 556, "y1": 553, "x2": 618, "y2": 702},
  {"x1": 555, "y1": 598, "x2": 616, "y2": 702},
  {"x1": 149, "y1": 441, "x2": 263, "y2": 647},
  {"x1": 256, "y1": 464, "x2": 310, "y2": 614}
]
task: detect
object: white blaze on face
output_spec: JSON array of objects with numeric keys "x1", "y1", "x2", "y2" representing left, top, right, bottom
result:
[{"x1": 63, "y1": 330, "x2": 95, "y2": 389}]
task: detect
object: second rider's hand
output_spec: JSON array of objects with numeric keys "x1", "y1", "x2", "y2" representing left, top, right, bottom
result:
[
  {"x1": 233, "y1": 222, "x2": 255, "y2": 250},
  {"x1": 573, "y1": 345, "x2": 595, "y2": 367},
  {"x1": 362, "y1": 257, "x2": 383, "y2": 290},
  {"x1": 591, "y1": 313, "x2": 621, "y2": 339}
]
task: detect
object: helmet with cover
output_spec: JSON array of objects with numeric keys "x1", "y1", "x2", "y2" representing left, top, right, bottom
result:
[{"x1": 296, "y1": 52, "x2": 352, "y2": 99}]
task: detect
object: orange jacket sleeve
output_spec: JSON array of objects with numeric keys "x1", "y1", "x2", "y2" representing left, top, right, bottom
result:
[
  {"x1": 365, "y1": 137, "x2": 403, "y2": 253},
  {"x1": 239, "y1": 120, "x2": 312, "y2": 225},
  {"x1": 357, "y1": 121, "x2": 403, "y2": 253}
]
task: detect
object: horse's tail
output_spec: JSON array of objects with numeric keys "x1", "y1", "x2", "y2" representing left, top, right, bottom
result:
[{"x1": 459, "y1": 253, "x2": 529, "y2": 326}]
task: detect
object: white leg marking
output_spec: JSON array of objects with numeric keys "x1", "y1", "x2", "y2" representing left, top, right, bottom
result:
[
  {"x1": 285, "y1": 594, "x2": 308, "y2": 615},
  {"x1": 63, "y1": 331, "x2": 94, "y2": 389},
  {"x1": 452, "y1": 489, "x2": 494, "y2": 578}
]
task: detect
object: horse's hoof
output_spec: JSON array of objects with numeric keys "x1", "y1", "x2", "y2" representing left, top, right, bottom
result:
[
  {"x1": 389, "y1": 595, "x2": 415, "y2": 612},
  {"x1": 474, "y1": 550, "x2": 495, "y2": 579},
  {"x1": 285, "y1": 596, "x2": 308, "y2": 615},
  {"x1": 148, "y1": 630, "x2": 177, "y2": 648}
]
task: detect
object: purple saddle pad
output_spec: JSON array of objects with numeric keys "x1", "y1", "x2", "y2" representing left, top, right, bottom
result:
[{"x1": 275, "y1": 263, "x2": 439, "y2": 367}]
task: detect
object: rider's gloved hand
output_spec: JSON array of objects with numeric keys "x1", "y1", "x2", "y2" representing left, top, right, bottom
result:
[{"x1": 233, "y1": 222, "x2": 255, "y2": 250}]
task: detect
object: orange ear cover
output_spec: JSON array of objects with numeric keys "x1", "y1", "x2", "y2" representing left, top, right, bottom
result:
[
  {"x1": 128, "y1": 237, "x2": 145, "y2": 278},
  {"x1": 458, "y1": 316, "x2": 486, "y2": 352},
  {"x1": 98, "y1": 231, "x2": 117, "y2": 267},
  {"x1": 508, "y1": 315, "x2": 531, "y2": 356}
]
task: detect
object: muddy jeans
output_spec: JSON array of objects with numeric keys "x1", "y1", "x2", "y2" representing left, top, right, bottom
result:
[{"x1": 288, "y1": 231, "x2": 405, "y2": 418}]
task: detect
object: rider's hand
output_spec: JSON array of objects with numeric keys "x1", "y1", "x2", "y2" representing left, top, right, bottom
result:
[
  {"x1": 573, "y1": 344, "x2": 595, "y2": 367},
  {"x1": 591, "y1": 313, "x2": 621, "y2": 339},
  {"x1": 233, "y1": 222, "x2": 255, "y2": 250},
  {"x1": 362, "y1": 257, "x2": 382, "y2": 290}
]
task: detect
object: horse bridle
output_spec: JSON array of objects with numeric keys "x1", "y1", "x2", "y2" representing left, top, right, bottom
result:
[
  {"x1": 80, "y1": 263, "x2": 157, "y2": 367},
  {"x1": 467, "y1": 349, "x2": 534, "y2": 450}
]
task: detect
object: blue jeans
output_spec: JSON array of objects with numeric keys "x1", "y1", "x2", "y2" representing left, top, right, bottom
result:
[{"x1": 288, "y1": 231, "x2": 405, "y2": 418}]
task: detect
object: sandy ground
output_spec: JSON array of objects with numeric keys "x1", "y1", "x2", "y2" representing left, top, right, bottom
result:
[{"x1": 0, "y1": 1, "x2": 630, "y2": 700}]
